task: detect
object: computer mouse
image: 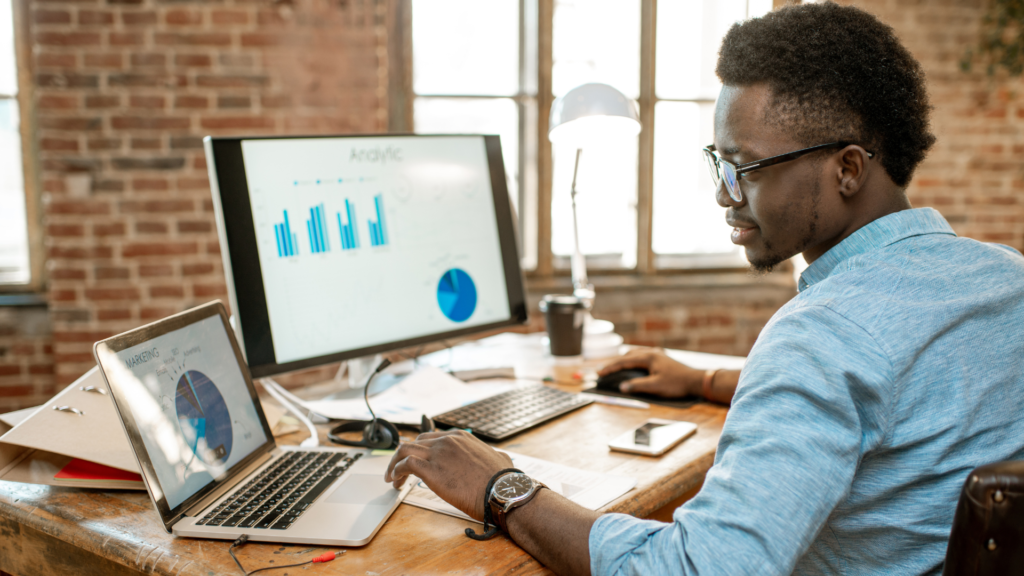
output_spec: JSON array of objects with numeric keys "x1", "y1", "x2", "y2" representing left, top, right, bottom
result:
[{"x1": 595, "y1": 368, "x2": 650, "y2": 392}]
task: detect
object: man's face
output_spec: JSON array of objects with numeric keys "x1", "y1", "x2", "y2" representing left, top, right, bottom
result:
[{"x1": 712, "y1": 84, "x2": 844, "y2": 273}]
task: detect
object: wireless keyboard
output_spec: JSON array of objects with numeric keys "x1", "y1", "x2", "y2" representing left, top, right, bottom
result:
[{"x1": 432, "y1": 384, "x2": 593, "y2": 442}]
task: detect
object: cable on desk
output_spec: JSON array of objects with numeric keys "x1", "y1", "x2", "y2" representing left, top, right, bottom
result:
[{"x1": 229, "y1": 535, "x2": 340, "y2": 575}]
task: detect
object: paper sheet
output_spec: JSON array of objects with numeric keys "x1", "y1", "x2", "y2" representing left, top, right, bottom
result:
[
  {"x1": 300, "y1": 366, "x2": 515, "y2": 425},
  {"x1": 403, "y1": 451, "x2": 637, "y2": 523}
]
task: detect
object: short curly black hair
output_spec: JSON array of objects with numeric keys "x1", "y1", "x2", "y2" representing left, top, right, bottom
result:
[{"x1": 716, "y1": 2, "x2": 935, "y2": 187}]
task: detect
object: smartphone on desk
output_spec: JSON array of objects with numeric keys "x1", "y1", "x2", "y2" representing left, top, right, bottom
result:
[{"x1": 608, "y1": 419, "x2": 698, "y2": 456}]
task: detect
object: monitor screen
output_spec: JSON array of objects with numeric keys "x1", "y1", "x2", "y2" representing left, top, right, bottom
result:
[
  {"x1": 95, "y1": 312, "x2": 269, "y2": 510},
  {"x1": 206, "y1": 134, "x2": 527, "y2": 377}
]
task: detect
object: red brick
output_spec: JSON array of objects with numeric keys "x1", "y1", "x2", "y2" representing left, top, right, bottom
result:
[
  {"x1": 178, "y1": 177, "x2": 209, "y2": 190},
  {"x1": 37, "y1": 32, "x2": 101, "y2": 46},
  {"x1": 194, "y1": 284, "x2": 227, "y2": 297},
  {"x1": 175, "y1": 95, "x2": 209, "y2": 109},
  {"x1": 37, "y1": 53, "x2": 77, "y2": 68},
  {"x1": 200, "y1": 116, "x2": 274, "y2": 130},
  {"x1": 85, "y1": 95, "x2": 120, "y2": 108},
  {"x1": 41, "y1": 138, "x2": 79, "y2": 151},
  {"x1": 136, "y1": 221, "x2": 168, "y2": 234},
  {"x1": 196, "y1": 75, "x2": 269, "y2": 88},
  {"x1": 150, "y1": 285, "x2": 185, "y2": 298},
  {"x1": 175, "y1": 54, "x2": 212, "y2": 67},
  {"x1": 109, "y1": 32, "x2": 145, "y2": 46},
  {"x1": 29, "y1": 364, "x2": 56, "y2": 375},
  {"x1": 33, "y1": 9, "x2": 72, "y2": 24},
  {"x1": 52, "y1": 331, "x2": 115, "y2": 344},
  {"x1": 84, "y1": 288, "x2": 140, "y2": 301},
  {"x1": 212, "y1": 9, "x2": 249, "y2": 25},
  {"x1": 93, "y1": 222, "x2": 126, "y2": 236},
  {"x1": 154, "y1": 33, "x2": 232, "y2": 46},
  {"x1": 50, "y1": 267, "x2": 87, "y2": 280},
  {"x1": 78, "y1": 10, "x2": 114, "y2": 25},
  {"x1": 122, "y1": 11, "x2": 157, "y2": 26},
  {"x1": 50, "y1": 289, "x2": 78, "y2": 302},
  {"x1": 38, "y1": 95, "x2": 79, "y2": 110},
  {"x1": 47, "y1": 246, "x2": 113, "y2": 259},
  {"x1": 183, "y1": 263, "x2": 214, "y2": 275},
  {"x1": 141, "y1": 307, "x2": 176, "y2": 320},
  {"x1": 47, "y1": 223, "x2": 85, "y2": 237},
  {"x1": 122, "y1": 242, "x2": 198, "y2": 258},
  {"x1": 38, "y1": 116, "x2": 101, "y2": 131},
  {"x1": 83, "y1": 53, "x2": 123, "y2": 68},
  {"x1": 111, "y1": 116, "x2": 190, "y2": 130},
  {"x1": 133, "y1": 178, "x2": 170, "y2": 191},
  {"x1": 97, "y1": 309, "x2": 133, "y2": 321},
  {"x1": 47, "y1": 199, "x2": 110, "y2": 215},
  {"x1": 120, "y1": 199, "x2": 193, "y2": 213},
  {"x1": 139, "y1": 264, "x2": 173, "y2": 277},
  {"x1": 166, "y1": 9, "x2": 203, "y2": 25},
  {"x1": 178, "y1": 220, "x2": 212, "y2": 233}
]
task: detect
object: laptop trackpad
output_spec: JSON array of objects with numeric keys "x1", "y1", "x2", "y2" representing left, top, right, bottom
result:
[{"x1": 326, "y1": 474, "x2": 398, "y2": 506}]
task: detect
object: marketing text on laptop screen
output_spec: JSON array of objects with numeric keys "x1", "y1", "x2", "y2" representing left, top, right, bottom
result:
[
  {"x1": 239, "y1": 136, "x2": 511, "y2": 365},
  {"x1": 97, "y1": 315, "x2": 268, "y2": 509}
]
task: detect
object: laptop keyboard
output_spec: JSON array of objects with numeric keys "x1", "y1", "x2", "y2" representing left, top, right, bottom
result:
[{"x1": 196, "y1": 450, "x2": 361, "y2": 530}]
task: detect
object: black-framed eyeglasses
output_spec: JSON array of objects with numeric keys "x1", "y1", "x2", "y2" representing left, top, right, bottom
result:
[{"x1": 702, "y1": 141, "x2": 875, "y2": 202}]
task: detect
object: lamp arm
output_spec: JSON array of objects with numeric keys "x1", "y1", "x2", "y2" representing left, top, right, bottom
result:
[{"x1": 569, "y1": 148, "x2": 591, "y2": 297}]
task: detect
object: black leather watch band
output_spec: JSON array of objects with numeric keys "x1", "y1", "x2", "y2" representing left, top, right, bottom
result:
[{"x1": 489, "y1": 483, "x2": 545, "y2": 534}]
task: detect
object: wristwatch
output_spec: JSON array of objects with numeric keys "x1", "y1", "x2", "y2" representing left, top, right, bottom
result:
[{"x1": 488, "y1": 472, "x2": 547, "y2": 534}]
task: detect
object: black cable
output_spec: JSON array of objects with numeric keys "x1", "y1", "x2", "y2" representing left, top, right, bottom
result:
[
  {"x1": 364, "y1": 358, "x2": 392, "y2": 442},
  {"x1": 229, "y1": 535, "x2": 340, "y2": 575}
]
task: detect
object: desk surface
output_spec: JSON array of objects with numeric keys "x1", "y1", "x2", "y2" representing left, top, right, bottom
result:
[{"x1": 0, "y1": 341, "x2": 730, "y2": 576}]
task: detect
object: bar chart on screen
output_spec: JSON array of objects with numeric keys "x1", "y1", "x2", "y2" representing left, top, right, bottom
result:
[
  {"x1": 368, "y1": 194, "x2": 389, "y2": 247},
  {"x1": 273, "y1": 210, "x2": 299, "y2": 258},
  {"x1": 306, "y1": 203, "x2": 331, "y2": 254}
]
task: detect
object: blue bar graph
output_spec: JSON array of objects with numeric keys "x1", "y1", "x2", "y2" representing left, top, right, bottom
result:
[
  {"x1": 368, "y1": 194, "x2": 389, "y2": 247},
  {"x1": 273, "y1": 210, "x2": 298, "y2": 257},
  {"x1": 336, "y1": 199, "x2": 360, "y2": 250},
  {"x1": 306, "y1": 203, "x2": 330, "y2": 254}
]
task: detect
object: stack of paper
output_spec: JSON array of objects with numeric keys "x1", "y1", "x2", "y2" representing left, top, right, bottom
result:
[{"x1": 403, "y1": 451, "x2": 637, "y2": 523}]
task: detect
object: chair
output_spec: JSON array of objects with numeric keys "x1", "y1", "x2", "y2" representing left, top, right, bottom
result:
[{"x1": 943, "y1": 461, "x2": 1024, "y2": 575}]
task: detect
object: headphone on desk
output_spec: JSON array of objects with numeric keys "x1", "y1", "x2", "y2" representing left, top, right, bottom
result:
[{"x1": 326, "y1": 358, "x2": 405, "y2": 450}]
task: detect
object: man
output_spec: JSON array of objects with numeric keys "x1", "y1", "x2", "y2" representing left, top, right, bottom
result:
[{"x1": 385, "y1": 3, "x2": 1024, "y2": 575}]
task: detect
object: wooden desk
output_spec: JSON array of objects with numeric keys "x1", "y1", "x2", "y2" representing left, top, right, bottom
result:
[{"x1": 0, "y1": 345, "x2": 729, "y2": 576}]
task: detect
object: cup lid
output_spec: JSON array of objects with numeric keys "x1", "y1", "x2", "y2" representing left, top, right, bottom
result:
[{"x1": 539, "y1": 294, "x2": 583, "y2": 312}]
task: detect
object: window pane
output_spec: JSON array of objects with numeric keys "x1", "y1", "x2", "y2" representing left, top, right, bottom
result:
[
  {"x1": 551, "y1": 138, "x2": 637, "y2": 261},
  {"x1": 0, "y1": 98, "x2": 28, "y2": 284},
  {"x1": 412, "y1": 0, "x2": 519, "y2": 96},
  {"x1": 651, "y1": 101, "x2": 740, "y2": 257},
  {"x1": 656, "y1": 0, "x2": 750, "y2": 100},
  {"x1": 0, "y1": 0, "x2": 16, "y2": 95},
  {"x1": 552, "y1": 0, "x2": 640, "y2": 98},
  {"x1": 414, "y1": 97, "x2": 520, "y2": 210}
]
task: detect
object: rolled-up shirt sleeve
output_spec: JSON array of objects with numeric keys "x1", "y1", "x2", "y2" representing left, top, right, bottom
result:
[{"x1": 590, "y1": 305, "x2": 893, "y2": 575}]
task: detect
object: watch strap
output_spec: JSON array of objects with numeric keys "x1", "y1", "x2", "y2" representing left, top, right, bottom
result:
[
  {"x1": 489, "y1": 478, "x2": 547, "y2": 534},
  {"x1": 465, "y1": 468, "x2": 522, "y2": 541}
]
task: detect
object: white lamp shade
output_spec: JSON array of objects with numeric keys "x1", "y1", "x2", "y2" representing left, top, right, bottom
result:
[{"x1": 548, "y1": 83, "x2": 641, "y2": 147}]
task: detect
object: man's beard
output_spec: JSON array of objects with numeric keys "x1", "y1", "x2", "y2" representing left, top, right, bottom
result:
[{"x1": 746, "y1": 181, "x2": 821, "y2": 275}]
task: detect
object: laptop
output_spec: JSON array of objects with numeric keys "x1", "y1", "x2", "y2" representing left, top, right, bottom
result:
[{"x1": 93, "y1": 300, "x2": 412, "y2": 546}]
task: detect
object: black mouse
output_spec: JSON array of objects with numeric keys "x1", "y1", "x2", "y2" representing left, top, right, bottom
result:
[{"x1": 595, "y1": 368, "x2": 650, "y2": 392}]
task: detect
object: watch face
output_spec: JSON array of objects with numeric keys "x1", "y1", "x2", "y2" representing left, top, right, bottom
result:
[{"x1": 494, "y1": 473, "x2": 534, "y2": 501}]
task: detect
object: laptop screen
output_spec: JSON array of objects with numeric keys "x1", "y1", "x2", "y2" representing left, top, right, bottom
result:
[{"x1": 96, "y1": 313, "x2": 269, "y2": 510}]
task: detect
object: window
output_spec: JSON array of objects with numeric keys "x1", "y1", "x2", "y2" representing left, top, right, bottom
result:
[
  {"x1": 410, "y1": 0, "x2": 773, "y2": 276},
  {"x1": 0, "y1": 0, "x2": 28, "y2": 285}
]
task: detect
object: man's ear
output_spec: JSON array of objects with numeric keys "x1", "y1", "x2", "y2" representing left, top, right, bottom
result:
[{"x1": 835, "y1": 145, "x2": 871, "y2": 199}]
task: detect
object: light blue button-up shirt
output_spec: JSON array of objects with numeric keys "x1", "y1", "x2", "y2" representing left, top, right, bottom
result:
[{"x1": 590, "y1": 208, "x2": 1024, "y2": 575}]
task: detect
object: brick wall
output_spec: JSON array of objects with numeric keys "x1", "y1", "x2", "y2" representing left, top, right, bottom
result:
[
  {"x1": 0, "y1": 305, "x2": 54, "y2": 412},
  {"x1": 30, "y1": 0, "x2": 391, "y2": 392},
  {"x1": 1, "y1": 0, "x2": 1022, "y2": 410}
]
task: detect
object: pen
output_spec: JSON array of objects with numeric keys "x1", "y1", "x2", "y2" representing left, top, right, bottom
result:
[{"x1": 581, "y1": 393, "x2": 651, "y2": 410}]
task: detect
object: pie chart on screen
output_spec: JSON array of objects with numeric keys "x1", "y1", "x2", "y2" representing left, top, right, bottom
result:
[
  {"x1": 175, "y1": 370, "x2": 233, "y2": 467},
  {"x1": 437, "y1": 268, "x2": 477, "y2": 322}
]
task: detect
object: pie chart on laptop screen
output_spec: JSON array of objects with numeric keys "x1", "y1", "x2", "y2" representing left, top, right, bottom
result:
[
  {"x1": 437, "y1": 268, "x2": 477, "y2": 323},
  {"x1": 175, "y1": 370, "x2": 233, "y2": 467}
]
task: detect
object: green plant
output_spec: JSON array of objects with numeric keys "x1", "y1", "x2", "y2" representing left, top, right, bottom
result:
[{"x1": 961, "y1": 0, "x2": 1024, "y2": 77}]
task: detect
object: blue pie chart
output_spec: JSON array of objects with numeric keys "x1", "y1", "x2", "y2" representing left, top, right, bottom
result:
[
  {"x1": 437, "y1": 268, "x2": 477, "y2": 322},
  {"x1": 175, "y1": 370, "x2": 233, "y2": 467}
]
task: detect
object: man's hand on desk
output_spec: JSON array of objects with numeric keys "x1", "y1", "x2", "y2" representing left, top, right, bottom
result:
[
  {"x1": 598, "y1": 349, "x2": 703, "y2": 397},
  {"x1": 384, "y1": 429, "x2": 512, "y2": 520},
  {"x1": 384, "y1": 430, "x2": 599, "y2": 576},
  {"x1": 598, "y1": 348, "x2": 741, "y2": 405}
]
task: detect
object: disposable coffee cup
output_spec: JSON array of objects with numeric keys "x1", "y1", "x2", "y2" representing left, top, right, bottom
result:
[{"x1": 540, "y1": 294, "x2": 586, "y2": 356}]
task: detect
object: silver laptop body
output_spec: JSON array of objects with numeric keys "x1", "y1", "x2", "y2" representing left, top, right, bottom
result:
[{"x1": 93, "y1": 301, "x2": 411, "y2": 546}]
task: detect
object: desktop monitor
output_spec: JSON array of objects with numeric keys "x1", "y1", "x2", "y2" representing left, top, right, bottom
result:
[{"x1": 204, "y1": 134, "x2": 528, "y2": 378}]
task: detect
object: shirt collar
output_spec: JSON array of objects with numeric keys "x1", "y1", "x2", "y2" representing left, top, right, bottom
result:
[{"x1": 798, "y1": 208, "x2": 956, "y2": 292}]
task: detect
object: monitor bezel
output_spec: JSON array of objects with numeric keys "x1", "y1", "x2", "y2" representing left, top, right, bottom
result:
[
  {"x1": 205, "y1": 133, "x2": 529, "y2": 378},
  {"x1": 92, "y1": 300, "x2": 277, "y2": 533}
]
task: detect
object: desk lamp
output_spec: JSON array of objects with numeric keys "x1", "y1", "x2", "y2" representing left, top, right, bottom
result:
[{"x1": 548, "y1": 83, "x2": 641, "y2": 347}]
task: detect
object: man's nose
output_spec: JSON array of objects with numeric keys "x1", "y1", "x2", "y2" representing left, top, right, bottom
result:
[{"x1": 715, "y1": 180, "x2": 745, "y2": 209}]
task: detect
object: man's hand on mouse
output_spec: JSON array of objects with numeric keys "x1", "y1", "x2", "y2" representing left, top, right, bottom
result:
[
  {"x1": 384, "y1": 430, "x2": 512, "y2": 521},
  {"x1": 598, "y1": 348, "x2": 704, "y2": 398}
]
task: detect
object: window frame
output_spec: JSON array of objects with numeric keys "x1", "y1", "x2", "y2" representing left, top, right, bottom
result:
[
  {"x1": 402, "y1": 0, "x2": 787, "y2": 283},
  {"x1": 0, "y1": 0, "x2": 42, "y2": 293}
]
